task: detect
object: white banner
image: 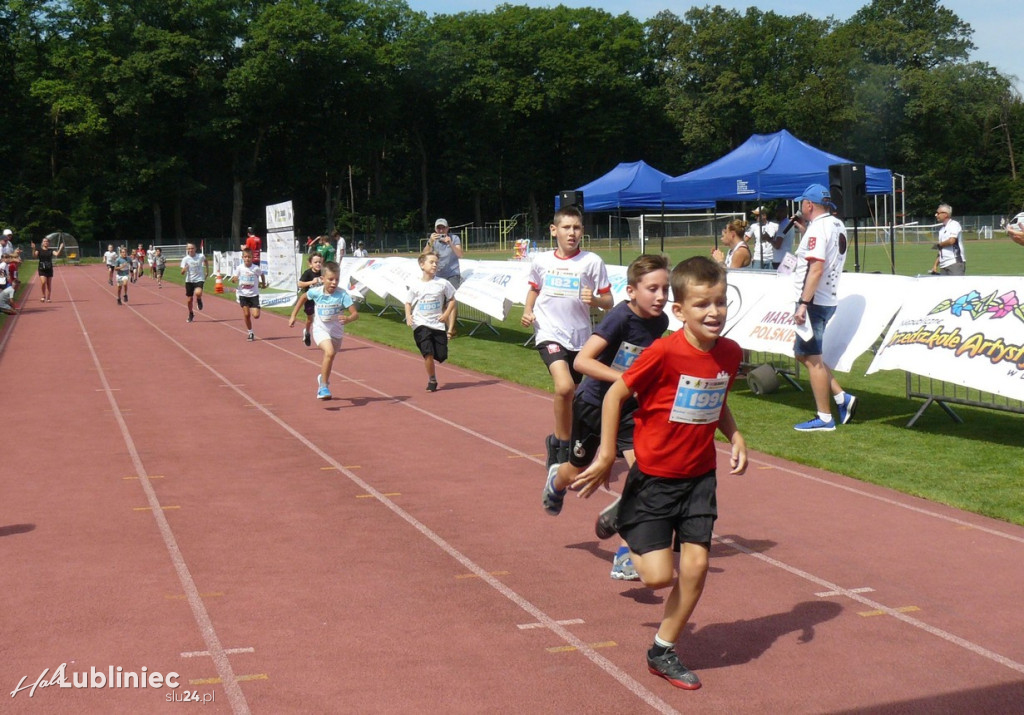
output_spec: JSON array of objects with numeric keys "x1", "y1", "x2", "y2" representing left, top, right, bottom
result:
[
  {"x1": 348, "y1": 256, "x2": 420, "y2": 302},
  {"x1": 724, "y1": 271, "x2": 910, "y2": 373},
  {"x1": 454, "y1": 260, "x2": 530, "y2": 321},
  {"x1": 265, "y1": 201, "x2": 299, "y2": 292},
  {"x1": 867, "y1": 276, "x2": 1024, "y2": 401}
]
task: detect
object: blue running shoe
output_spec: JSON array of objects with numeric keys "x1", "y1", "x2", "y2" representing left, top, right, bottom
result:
[
  {"x1": 837, "y1": 394, "x2": 858, "y2": 425},
  {"x1": 794, "y1": 416, "x2": 835, "y2": 432},
  {"x1": 610, "y1": 551, "x2": 639, "y2": 581},
  {"x1": 316, "y1": 374, "x2": 331, "y2": 400},
  {"x1": 542, "y1": 465, "x2": 565, "y2": 515}
]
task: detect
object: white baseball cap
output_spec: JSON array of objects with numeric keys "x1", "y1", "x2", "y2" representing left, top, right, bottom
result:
[
  {"x1": 2, "y1": 229, "x2": 12, "y2": 236},
  {"x1": 435, "y1": 218, "x2": 448, "y2": 228}
]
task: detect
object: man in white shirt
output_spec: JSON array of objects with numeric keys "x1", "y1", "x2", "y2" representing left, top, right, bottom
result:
[
  {"x1": 790, "y1": 184, "x2": 857, "y2": 432},
  {"x1": 932, "y1": 203, "x2": 965, "y2": 275}
]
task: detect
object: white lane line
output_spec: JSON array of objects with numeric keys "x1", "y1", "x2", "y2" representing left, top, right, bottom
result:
[
  {"x1": 65, "y1": 280, "x2": 251, "y2": 715},
  {"x1": 718, "y1": 536, "x2": 1024, "y2": 675},
  {"x1": 733, "y1": 448, "x2": 1024, "y2": 545}
]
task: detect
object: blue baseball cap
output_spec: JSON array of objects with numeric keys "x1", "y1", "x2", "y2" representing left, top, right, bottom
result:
[{"x1": 795, "y1": 183, "x2": 832, "y2": 205}]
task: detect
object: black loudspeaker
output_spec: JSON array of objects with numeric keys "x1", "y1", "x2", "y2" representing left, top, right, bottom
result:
[
  {"x1": 828, "y1": 163, "x2": 870, "y2": 219},
  {"x1": 558, "y1": 190, "x2": 584, "y2": 212}
]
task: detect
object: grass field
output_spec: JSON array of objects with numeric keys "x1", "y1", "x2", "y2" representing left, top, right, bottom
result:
[{"x1": 8, "y1": 238, "x2": 1023, "y2": 527}]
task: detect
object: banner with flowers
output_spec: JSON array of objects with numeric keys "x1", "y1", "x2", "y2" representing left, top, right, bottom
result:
[{"x1": 866, "y1": 276, "x2": 1024, "y2": 401}]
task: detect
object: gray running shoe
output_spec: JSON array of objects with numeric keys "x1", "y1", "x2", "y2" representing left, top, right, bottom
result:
[
  {"x1": 542, "y1": 465, "x2": 565, "y2": 516},
  {"x1": 610, "y1": 552, "x2": 639, "y2": 581},
  {"x1": 596, "y1": 497, "x2": 621, "y2": 539},
  {"x1": 647, "y1": 650, "x2": 701, "y2": 690}
]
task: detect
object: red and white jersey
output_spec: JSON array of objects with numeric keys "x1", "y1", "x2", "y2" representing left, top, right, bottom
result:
[
  {"x1": 792, "y1": 214, "x2": 847, "y2": 307},
  {"x1": 527, "y1": 250, "x2": 611, "y2": 350}
]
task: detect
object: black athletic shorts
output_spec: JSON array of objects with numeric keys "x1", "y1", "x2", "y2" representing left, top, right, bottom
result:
[
  {"x1": 238, "y1": 295, "x2": 260, "y2": 309},
  {"x1": 185, "y1": 281, "x2": 204, "y2": 297},
  {"x1": 536, "y1": 341, "x2": 582, "y2": 385},
  {"x1": 568, "y1": 394, "x2": 638, "y2": 468},
  {"x1": 413, "y1": 325, "x2": 448, "y2": 362},
  {"x1": 618, "y1": 464, "x2": 717, "y2": 555}
]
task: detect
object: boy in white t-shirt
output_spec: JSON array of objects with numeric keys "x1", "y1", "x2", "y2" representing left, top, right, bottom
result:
[
  {"x1": 288, "y1": 261, "x2": 358, "y2": 400},
  {"x1": 230, "y1": 248, "x2": 267, "y2": 341},
  {"x1": 405, "y1": 252, "x2": 457, "y2": 392},
  {"x1": 103, "y1": 245, "x2": 118, "y2": 285},
  {"x1": 521, "y1": 205, "x2": 613, "y2": 467},
  {"x1": 179, "y1": 242, "x2": 209, "y2": 323}
]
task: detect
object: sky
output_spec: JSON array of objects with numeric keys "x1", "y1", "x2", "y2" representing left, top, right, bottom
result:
[{"x1": 404, "y1": 0, "x2": 1023, "y2": 91}]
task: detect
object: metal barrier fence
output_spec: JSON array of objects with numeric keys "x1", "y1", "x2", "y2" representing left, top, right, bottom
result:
[{"x1": 904, "y1": 373, "x2": 1024, "y2": 428}]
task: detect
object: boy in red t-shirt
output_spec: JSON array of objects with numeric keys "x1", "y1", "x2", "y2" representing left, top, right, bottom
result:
[{"x1": 575, "y1": 256, "x2": 747, "y2": 691}]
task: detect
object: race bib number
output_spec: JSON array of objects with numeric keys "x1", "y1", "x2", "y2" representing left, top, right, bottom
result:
[
  {"x1": 239, "y1": 277, "x2": 257, "y2": 291},
  {"x1": 543, "y1": 269, "x2": 581, "y2": 299},
  {"x1": 669, "y1": 374, "x2": 729, "y2": 424},
  {"x1": 416, "y1": 298, "x2": 441, "y2": 315},
  {"x1": 611, "y1": 341, "x2": 643, "y2": 372},
  {"x1": 317, "y1": 303, "x2": 346, "y2": 322}
]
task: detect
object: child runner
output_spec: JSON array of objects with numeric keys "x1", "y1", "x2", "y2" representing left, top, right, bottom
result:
[
  {"x1": 131, "y1": 243, "x2": 146, "y2": 282},
  {"x1": 288, "y1": 261, "x2": 358, "y2": 400},
  {"x1": 230, "y1": 247, "x2": 267, "y2": 341},
  {"x1": 114, "y1": 247, "x2": 131, "y2": 304},
  {"x1": 404, "y1": 251, "x2": 457, "y2": 392},
  {"x1": 103, "y1": 244, "x2": 118, "y2": 285},
  {"x1": 542, "y1": 254, "x2": 670, "y2": 581},
  {"x1": 521, "y1": 204, "x2": 612, "y2": 467},
  {"x1": 296, "y1": 253, "x2": 324, "y2": 346},
  {"x1": 153, "y1": 247, "x2": 166, "y2": 287},
  {"x1": 179, "y1": 242, "x2": 208, "y2": 323},
  {"x1": 574, "y1": 256, "x2": 747, "y2": 691}
]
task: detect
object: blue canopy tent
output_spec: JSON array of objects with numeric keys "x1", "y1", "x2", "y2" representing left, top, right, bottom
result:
[
  {"x1": 559, "y1": 160, "x2": 714, "y2": 211},
  {"x1": 661, "y1": 130, "x2": 896, "y2": 272},
  {"x1": 660, "y1": 130, "x2": 893, "y2": 202},
  {"x1": 556, "y1": 160, "x2": 714, "y2": 262}
]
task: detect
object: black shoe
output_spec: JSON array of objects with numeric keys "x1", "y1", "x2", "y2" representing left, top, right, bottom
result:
[
  {"x1": 545, "y1": 434, "x2": 559, "y2": 468},
  {"x1": 187, "y1": 312, "x2": 194, "y2": 323},
  {"x1": 556, "y1": 444, "x2": 570, "y2": 465},
  {"x1": 117, "y1": 298, "x2": 122, "y2": 305},
  {"x1": 595, "y1": 496, "x2": 621, "y2": 540},
  {"x1": 426, "y1": 377, "x2": 438, "y2": 392},
  {"x1": 303, "y1": 329, "x2": 311, "y2": 347},
  {"x1": 647, "y1": 650, "x2": 701, "y2": 690},
  {"x1": 123, "y1": 292, "x2": 128, "y2": 302},
  {"x1": 197, "y1": 296, "x2": 203, "y2": 311}
]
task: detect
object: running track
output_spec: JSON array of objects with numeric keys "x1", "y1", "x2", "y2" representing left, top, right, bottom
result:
[{"x1": 3, "y1": 265, "x2": 1023, "y2": 714}]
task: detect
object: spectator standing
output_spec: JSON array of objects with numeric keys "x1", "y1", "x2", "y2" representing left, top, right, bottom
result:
[
  {"x1": 353, "y1": 241, "x2": 369, "y2": 258},
  {"x1": 332, "y1": 230, "x2": 346, "y2": 262},
  {"x1": 932, "y1": 203, "x2": 965, "y2": 275},
  {"x1": 790, "y1": 184, "x2": 858, "y2": 432},
  {"x1": 243, "y1": 227, "x2": 262, "y2": 268},
  {"x1": 424, "y1": 218, "x2": 463, "y2": 288},
  {"x1": 711, "y1": 220, "x2": 751, "y2": 269},
  {"x1": 744, "y1": 207, "x2": 777, "y2": 269}
]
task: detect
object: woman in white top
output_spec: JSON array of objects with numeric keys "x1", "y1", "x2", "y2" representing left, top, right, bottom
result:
[{"x1": 712, "y1": 219, "x2": 751, "y2": 269}]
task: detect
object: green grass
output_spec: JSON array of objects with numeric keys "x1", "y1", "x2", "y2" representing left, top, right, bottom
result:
[{"x1": 13, "y1": 244, "x2": 1021, "y2": 527}]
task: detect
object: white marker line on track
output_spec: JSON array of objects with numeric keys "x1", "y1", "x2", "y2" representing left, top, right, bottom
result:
[
  {"x1": 116, "y1": 292, "x2": 680, "y2": 715},
  {"x1": 64, "y1": 276, "x2": 251, "y2": 715},
  {"x1": 730, "y1": 447, "x2": 1024, "y2": 545},
  {"x1": 718, "y1": 536, "x2": 1024, "y2": 676}
]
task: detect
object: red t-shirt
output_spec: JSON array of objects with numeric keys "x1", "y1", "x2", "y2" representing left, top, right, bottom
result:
[
  {"x1": 245, "y1": 235, "x2": 262, "y2": 265},
  {"x1": 622, "y1": 330, "x2": 742, "y2": 479}
]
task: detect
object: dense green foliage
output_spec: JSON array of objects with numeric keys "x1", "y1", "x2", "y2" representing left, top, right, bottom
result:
[{"x1": 2, "y1": 0, "x2": 1022, "y2": 246}]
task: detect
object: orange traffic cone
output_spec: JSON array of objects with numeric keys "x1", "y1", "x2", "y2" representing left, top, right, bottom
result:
[{"x1": 214, "y1": 274, "x2": 224, "y2": 294}]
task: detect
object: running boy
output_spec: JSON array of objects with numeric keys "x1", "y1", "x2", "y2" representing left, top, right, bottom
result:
[
  {"x1": 297, "y1": 253, "x2": 324, "y2": 346},
  {"x1": 404, "y1": 251, "x2": 457, "y2": 392},
  {"x1": 103, "y1": 244, "x2": 118, "y2": 285},
  {"x1": 230, "y1": 247, "x2": 267, "y2": 341},
  {"x1": 521, "y1": 204, "x2": 612, "y2": 467},
  {"x1": 153, "y1": 247, "x2": 166, "y2": 287},
  {"x1": 574, "y1": 256, "x2": 747, "y2": 691},
  {"x1": 179, "y1": 242, "x2": 209, "y2": 323},
  {"x1": 542, "y1": 254, "x2": 670, "y2": 581},
  {"x1": 288, "y1": 260, "x2": 358, "y2": 400},
  {"x1": 114, "y1": 247, "x2": 131, "y2": 304}
]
